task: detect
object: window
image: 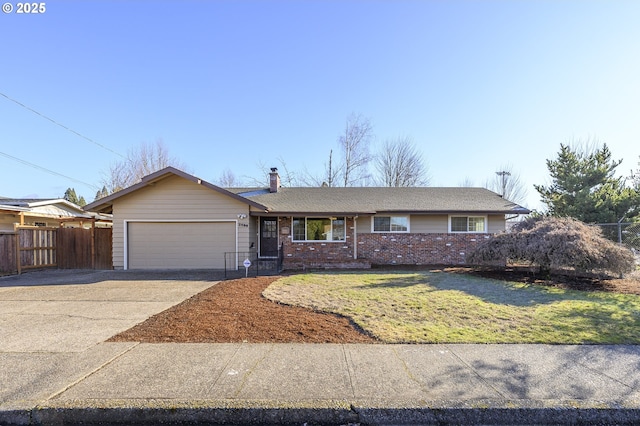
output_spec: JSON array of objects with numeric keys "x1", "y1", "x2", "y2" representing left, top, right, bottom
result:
[
  {"x1": 292, "y1": 217, "x2": 346, "y2": 241},
  {"x1": 262, "y1": 219, "x2": 277, "y2": 239},
  {"x1": 372, "y1": 216, "x2": 409, "y2": 232},
  {"x1": 450, "y1": 216, "x2": 486, "y2": 232}
]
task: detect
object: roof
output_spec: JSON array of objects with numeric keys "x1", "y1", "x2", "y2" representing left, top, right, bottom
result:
[
  {"x1": 83, "y1": 167, "x2": 530, "y2": 216},
  {"x1": 0, "y1": 198, "x2": 110, "y2": 220},
  {"x1": 0, "y1": 198, "x2": 83, "y2": 210},
  {"x1": 239, "y1": 187, "x2": 530, "y2": 215},
  {"x1": 83, "y1": 167, "x2": 269, "y2": 213}
]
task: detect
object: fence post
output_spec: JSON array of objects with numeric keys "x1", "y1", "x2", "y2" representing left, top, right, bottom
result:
[
  {"x1": 618, "y1": 219, "x2": 623, "y2": 244},
  {"x1": 14, "y1": 227, "x2": 21, "y2": 275}
]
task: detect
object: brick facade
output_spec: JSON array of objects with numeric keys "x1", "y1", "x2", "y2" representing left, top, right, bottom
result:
[
  {"x1": 357, "y1": 232, "x2": 492, "y2": 265},
  {"x1": 279, "y1": 217, "x2": 370, "y2": 269},
  {"x1": 277, "y1": 216, "x2": 494, "y2": 269}
]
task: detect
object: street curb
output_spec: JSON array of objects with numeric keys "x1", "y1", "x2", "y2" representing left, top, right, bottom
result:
[{"x1": 3, "y1": 400, "x2": 640, "y2": 425}]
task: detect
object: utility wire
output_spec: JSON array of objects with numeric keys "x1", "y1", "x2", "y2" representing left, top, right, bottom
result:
[
  {"x1": 0, "y1": 91, "x2": 126, "y2": 159},
  {"x1": 0, "y1": 151, "x2": 101, "y2": 191}
]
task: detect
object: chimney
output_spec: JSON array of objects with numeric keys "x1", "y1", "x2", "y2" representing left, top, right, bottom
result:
[{"x1": 269, "y1": 167, "x2": 280, "y2": 193}]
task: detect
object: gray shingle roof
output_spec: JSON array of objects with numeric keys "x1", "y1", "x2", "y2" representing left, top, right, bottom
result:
[{"x1": 238, "y1": 187, "x2": 530, "y2": 215}]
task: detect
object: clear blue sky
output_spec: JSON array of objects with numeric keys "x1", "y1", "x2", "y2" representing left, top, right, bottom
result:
[{"x1": 2, "y1": 0, "x2": 639, "y2": 211}]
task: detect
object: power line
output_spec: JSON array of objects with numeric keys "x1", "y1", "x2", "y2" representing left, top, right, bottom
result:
[
  {"x1": 0, "y1": 151, "x2": 101, "y2": 191},
  {"x1": 0, "y1": 91, "x2": 126, "y2": 159}
]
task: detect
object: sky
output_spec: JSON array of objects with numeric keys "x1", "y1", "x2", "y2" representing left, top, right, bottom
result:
[{"x1": 1, "y1": 0, "x2": 639, "y2": 212}]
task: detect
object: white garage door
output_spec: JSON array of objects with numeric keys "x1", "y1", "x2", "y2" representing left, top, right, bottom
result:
[{"x1": 127, "y1": 222, "x2": 235, "y2": 269}]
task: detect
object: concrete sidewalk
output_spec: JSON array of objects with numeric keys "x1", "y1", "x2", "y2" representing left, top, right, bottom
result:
[{"x1": 2, "y1": 342, "x2": 640, "y2": 425}]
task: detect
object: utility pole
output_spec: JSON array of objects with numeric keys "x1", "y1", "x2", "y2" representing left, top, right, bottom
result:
[{"x1": 496, "y1": 171, "x2": 511, "y2": 198}]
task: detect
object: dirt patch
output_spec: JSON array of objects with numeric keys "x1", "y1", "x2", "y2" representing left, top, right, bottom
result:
[
  {"x1": 108, "y1": 268, "x2": 639, "y2": 344},
  {"x1": 108, "y1": 275, "x2": 377, "y2": 344}
]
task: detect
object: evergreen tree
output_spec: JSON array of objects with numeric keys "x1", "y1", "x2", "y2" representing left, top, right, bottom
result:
[
  {"x1": 63, "y1": 188, "x2": 87, "y2": 207},
  {"x1": 94, "y1": 186, "x2": 109, "y2": 201},
  {"x1": 534, "y1": 143, "x2": 639, "y2": 223}
]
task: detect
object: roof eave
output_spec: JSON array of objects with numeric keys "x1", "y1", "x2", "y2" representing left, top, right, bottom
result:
[
  {"x1": 83, "y1": 167, "x2": 268, "y2": 213},
  {"x1": 251, "y1": 211, "x2": 376, "y2": 217}
]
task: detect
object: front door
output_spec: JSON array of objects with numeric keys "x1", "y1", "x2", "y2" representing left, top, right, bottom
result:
[{"x1": 259, "y1": 217, "x2": 278, "y2": 257}]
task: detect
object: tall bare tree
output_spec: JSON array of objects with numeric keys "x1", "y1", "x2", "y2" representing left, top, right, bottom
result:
[
  {"x1": 375, "y1": 136, "x2": 430, "y2": 187},
  {"x1": 485, "y1": 164, "x2": 528, "y2": 205},
  {"x1": 338, "y1": 113, "x2": 373, "y2": 186},
  {"x1": 300, "y1": 149, "x2": 342, "y2": 187},
  {"x1": 100, "y1": 139, "x2": 188, "y2": 194}
]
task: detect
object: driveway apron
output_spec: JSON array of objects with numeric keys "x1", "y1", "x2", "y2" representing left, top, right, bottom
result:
[{"x1": 0, "y1": 270, "x2": 217, "y2": 413}]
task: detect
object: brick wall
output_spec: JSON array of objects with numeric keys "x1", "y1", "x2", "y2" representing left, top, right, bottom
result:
[
  {"x1": 277, "y1": 216, "x2": 496, "y2": 269},
  {"x1": 279, "y1": 217, "x2": 369, "y2": 269},
  {"x1": 357, "y1": 232, "x2": 493, "y2": 265}
]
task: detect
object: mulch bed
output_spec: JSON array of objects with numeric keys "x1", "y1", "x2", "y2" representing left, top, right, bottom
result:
[
  {"x1": 108, "y1": 268, "x2": 639, "y2": 344},
  {"x1": 108, "y1": 276, "x2": 377, "y2": 344}
]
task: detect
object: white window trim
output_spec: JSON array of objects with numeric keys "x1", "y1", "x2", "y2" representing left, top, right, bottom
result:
[
  {"x1": 371, "y1": 215, "x2": 410, "y2": 233},
  {"x1": 291, "y1": 216, "x2": 346, "y2": 242},
  {"x1": 448, "y1": 215, "x2": 488, "y2": 233}
]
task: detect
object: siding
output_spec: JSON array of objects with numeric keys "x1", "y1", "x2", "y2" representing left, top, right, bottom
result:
[
  {"x1": 409, "y1": 215, "x2": 449, "y2": 233},
  {"x1": 0, "y1": 214, "x2": 18, "y2": 233},
  {"x1": 488, "y1": 214, "x2": 506, "y2": 233},
  {"x1": 112, "y1": 175, "x2": 250, "y2": 269}
]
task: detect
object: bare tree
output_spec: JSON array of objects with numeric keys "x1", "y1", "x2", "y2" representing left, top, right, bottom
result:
[
  {"x1": 485, "y1": 164, "x2": 528, "y2": 205},
  {"x1": 458, "y1": 177, "x2": 476, "y2": 187},
  {"x1": 338, "y1": 113, "x2": 373, "y2": 186},
  {"x1": 246, "y1": 157, "x2": 299, "y2": 187},
  {"x1": 217, "y1": 168, "x2": 241, "y2": 187},
  {"x1": 300, "y1": 149, "x2": 342, "y2": 187},
  {"x1": 375, "y1": 136, "x2": 430, "y2": 187},
  {"x1": 100, "y1": 139, "x2": 188, "y2": 194}
]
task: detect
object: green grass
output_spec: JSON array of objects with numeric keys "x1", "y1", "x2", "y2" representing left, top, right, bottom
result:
[{"x1": 262, "y1": 271, "x2": 640, "y2": 344}]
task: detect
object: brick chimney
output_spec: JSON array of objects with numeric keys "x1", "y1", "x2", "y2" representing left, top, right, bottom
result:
[{"x1": 269, "y1": 167, "x2": 280, "y2": 193}]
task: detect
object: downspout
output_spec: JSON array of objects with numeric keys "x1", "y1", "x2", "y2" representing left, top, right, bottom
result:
[{"x1": 353, "y1": 216, "x2": 358, "y2": 259}]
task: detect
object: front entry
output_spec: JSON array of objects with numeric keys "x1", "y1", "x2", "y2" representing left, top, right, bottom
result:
[{"x1": 259, "y1": 217, "x2": 278, "y2": 258}]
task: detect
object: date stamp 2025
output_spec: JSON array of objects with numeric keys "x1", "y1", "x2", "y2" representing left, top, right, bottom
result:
[{"x1": 2, "y1": 2, "x2": 46, "y2": 14}]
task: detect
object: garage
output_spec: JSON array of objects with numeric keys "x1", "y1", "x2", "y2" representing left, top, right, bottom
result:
[{"x1": 127, "y1": 221, "x2": 236, "y2": 269}]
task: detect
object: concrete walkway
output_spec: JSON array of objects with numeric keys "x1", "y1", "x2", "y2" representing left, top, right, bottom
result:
[{"x1": 1, "y1": 271, "x2": 640, "y2": 425}]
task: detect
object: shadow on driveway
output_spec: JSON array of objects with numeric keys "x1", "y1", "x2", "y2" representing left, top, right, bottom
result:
[{"x1": 0, "y1": 269, "x2": 225, "y2": 287}]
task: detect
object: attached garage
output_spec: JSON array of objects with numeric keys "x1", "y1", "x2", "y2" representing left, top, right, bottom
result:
[
  {"x1": 126, "y1": 221, "x2": 236, "y2": 269},
  {"x1": 83, "y1": 168, "x2": 267, "y2": 270}
]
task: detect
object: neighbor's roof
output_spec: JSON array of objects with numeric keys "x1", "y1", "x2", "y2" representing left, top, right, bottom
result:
[
  {"x1": 0, "y1": 198, "x2": 110, "y2": 220},
  {"x1": 0, "y1": 198, "x2": 82, "y2": 210},
  {"x1": 236, "y1": 187, "x2": 531, "y2": 215}
]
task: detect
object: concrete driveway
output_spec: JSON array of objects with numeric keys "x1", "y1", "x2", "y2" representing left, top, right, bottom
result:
[{"x1": 0, "y1": 269, "x2": 219, "y2": 352}]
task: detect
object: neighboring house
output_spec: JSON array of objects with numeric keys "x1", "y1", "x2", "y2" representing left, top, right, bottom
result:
[
  {"x1": 0, "y1": 198, "x2": 112, "y2": 233},
  {"x1": 84, "y1": 167, "x2": 530, "y2": 271}
]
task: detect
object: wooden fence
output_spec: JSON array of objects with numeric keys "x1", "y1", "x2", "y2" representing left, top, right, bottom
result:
[
  {"x1": 0, "y1": 226, "x2": 112, "y2": 275},
  {"x1": 0, "y1": 233, "x2": 17, "y2": 274}
]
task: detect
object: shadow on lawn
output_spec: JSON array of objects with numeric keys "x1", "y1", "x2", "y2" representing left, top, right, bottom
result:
[
  {"x1": 428, "y1": 272, "x2": 563, "y2": 307},
  {"x1": 357, "y1": 270, "x2": 561, "y2": 307}
]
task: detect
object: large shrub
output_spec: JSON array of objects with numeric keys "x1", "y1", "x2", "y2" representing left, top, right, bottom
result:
[{"x1": 467, "y1": 216, "x2": 636, "y2": 276}]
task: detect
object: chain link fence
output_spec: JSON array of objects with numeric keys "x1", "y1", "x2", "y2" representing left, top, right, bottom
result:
[{"x1": 595, "y1": 222, "x2": 640, "y2": 253}]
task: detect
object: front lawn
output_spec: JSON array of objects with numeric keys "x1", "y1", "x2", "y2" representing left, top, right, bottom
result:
[{"x1": 263, "y1": 270, "x2": 640, "y2": 344}]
